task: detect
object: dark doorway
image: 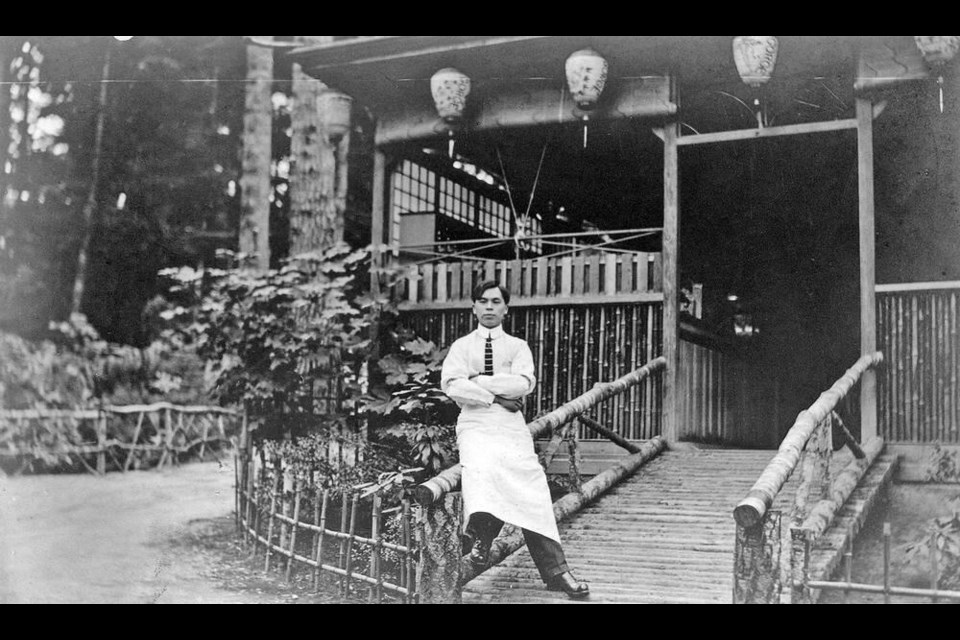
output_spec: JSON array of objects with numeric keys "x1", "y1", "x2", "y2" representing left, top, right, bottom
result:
[{"x1": 680, "y1": 132, "x2": 862, "y2": 446}]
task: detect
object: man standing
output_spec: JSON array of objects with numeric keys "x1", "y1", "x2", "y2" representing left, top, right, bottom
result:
[{"x1": 440, "y1": 281, "x2": 590, "y2": 600}]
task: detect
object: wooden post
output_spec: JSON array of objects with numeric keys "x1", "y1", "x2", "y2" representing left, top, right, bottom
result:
[
  {"x1": 733, "y1": 510, "x2": 782, "y2": 604},
  {"x1": 415, "y1": 493, "x2": 464, "y2": 604},
  {"x1": 858, "y1": 98, "x2": 879, "y2": 442},
  {"x1": 96, "y1": 412, "x2": 107, "y2": 475},
  {"x1": 662, "y1": 118, "x2": 681, "y2": 444},
  {"x1": 371, "y1": 148, "x2": 387, "y2": 296}
]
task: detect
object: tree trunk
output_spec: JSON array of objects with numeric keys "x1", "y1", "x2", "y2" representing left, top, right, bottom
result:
[
  {"x1": 289, "y1": 35, "x2": 343, "y2": 257},
  {"x1": 0, "y1": 38, "x2": 15, "y2": 205},
  {"x1": 71, "y1": 40, "x2": 111, "y2": 316},
  {"x1": 239, "y1": 36, "x2": 274, "y2": 271}
]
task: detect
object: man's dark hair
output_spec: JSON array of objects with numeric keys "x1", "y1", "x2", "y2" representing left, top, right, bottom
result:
[{"x1": 472, "y1": 281, "x2": 511, "y2": 305}]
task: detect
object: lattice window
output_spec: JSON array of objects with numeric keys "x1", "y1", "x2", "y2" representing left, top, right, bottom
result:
[
  {"x1": 391, "y1": 160, "x2": 436, "y2": 246},
  {"x1": 478, "y1": 195, "x2": 512, "y2": 238}
]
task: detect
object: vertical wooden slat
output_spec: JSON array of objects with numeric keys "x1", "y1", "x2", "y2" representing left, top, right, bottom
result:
[
  {"x1": 623, "y1": 255, "x2": 636, "y2": 293},
  {"x1": 435, "y1": 263, "x2": 448, "y2": 303},
  {"x1": 484, "y1": 261, "x2": 496, "y2": 283},
  {"x1": 449, "y1": 262, "x2": 462, "y2": 301},
  {"x1": 510, "y1": 259, "x2": 522, "y2": 298},
  {"x1": 338, "y1": 490, "x2": 349, "y2": 594},
  {"x1": 407, "y1": 266, "x2": 419, "y2": 304},
  {"x1": 587, "y1": 254, "x2": 601, "y2": 295},
  {"x1": 522, "y1": 259, "x2": 533, "y2": 298},
  {"x1": 604, "y1": 254, "x2": 617, "y2": 295},
  {"x1": 561, "y1": 257, "x2": 573, "y2": 296},
  {"x1": 536, "y1": 257, "x2": 548, "y2": 298},
  {"x1": 422, "y1": 264, "x2": 435, "y2": 304}
]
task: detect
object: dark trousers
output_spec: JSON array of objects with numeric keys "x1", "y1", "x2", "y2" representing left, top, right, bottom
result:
[{"x1": 467, "y1": 512, "x2": 569, "y2": 582}]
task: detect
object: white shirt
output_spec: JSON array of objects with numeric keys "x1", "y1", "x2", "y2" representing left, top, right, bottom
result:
[{"x1": 440, "y1": 325, "x2": 537, "y2": 408}]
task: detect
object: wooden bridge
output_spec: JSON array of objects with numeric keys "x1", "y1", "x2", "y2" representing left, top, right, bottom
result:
[
  {"x1": 414, "y1": 353, "x2": 899, "y2": 605},
  {"x1": 463, "y1": 447, "x2": 897, "y2": 604}
]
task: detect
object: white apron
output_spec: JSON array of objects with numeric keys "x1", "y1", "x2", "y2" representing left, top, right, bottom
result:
[{"x1": 458, "y1": 404, "x2": 561, "y2": 543}]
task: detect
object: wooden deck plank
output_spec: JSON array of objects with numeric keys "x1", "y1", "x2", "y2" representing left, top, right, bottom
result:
[{"x1": 463, "y1": 448, "x2": 896, "y2": 604}]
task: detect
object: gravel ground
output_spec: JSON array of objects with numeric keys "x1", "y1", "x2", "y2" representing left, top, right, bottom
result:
[{"x1": 0, "y1": 461, "x2": 337, "y2": 604}]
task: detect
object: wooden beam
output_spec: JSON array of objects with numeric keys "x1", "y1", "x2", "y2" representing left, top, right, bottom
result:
[
  {"x1": 877, "y1": 281, "x2": 960, "y2": 293},
  {"x1": 662, "y1": 120, "x2": 680, "y2": 445},
  {"x1": 858, "y1": 98, "x2": 878, "y2": 442},
  {"x1": 677, "y1": 119, "x2": 857, "y2": 147}
]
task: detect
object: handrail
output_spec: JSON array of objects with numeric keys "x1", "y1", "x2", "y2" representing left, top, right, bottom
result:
[
  {"x1": 733, "y1": 352, "x2": 884, "y2": 529},
  {"x1": 414, "y1": 357, "x2": 667, "y2": 506}
]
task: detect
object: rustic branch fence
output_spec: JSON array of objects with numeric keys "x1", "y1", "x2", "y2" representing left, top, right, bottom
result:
[
  {"x1": 0, "y1": 403, "x2": 241, "y2": 476},
  {"x1": 732, "y1": 352, "x2": 885, "y2": 604},
  {"x1": 236, "y1": 449, "x2": 419, "y2": 604}
]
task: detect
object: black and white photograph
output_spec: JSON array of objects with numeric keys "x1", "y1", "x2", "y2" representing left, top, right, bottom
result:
[{"x1": 1, "y1": 35, "x2": 959, "y2": 604}]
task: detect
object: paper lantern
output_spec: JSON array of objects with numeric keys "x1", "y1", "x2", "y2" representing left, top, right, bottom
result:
[
  {"x1": 565, "y1": 49, "x2": 609, "y2": 149},
  {"x1": 319, "y1": 91, "x2": 353, "y2": 143},
  {"x1": 430, "y1": 67, "x2": 472, "y2": 123},
  {"x1": 915, "y1": 36, "x2": 960, "y2": 66},
  {"x1": 565, "y1": 48, "x2": 609, "y2": 111},
  {"x1": 915, "y1": 36, "x2": 960, "y2": 113},
  {"x1": 733, "y1": 36, "x2": 780, "y2": 88}
]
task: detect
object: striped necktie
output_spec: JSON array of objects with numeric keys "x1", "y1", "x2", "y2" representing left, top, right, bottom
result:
[{"x1": 484, "y1": 335, "x2": 495, "y2": 376}]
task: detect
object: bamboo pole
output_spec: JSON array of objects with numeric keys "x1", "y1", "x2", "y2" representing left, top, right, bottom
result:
[
  {"x1": 285, "y1": 477, "x2": 302, "y2": 582},
  {"x1": 578, "y1": 415, "x2": 641, "y2": 454},
  {"x1": 415, "y1": 358, "x2": 667, "y2": 505},
  {"x1": 337, "y1": 490, "x2": 349, "y2": 596},
  {"x1": 371, "y1": 493, "x2": 384, "y2": 603},
  {"x1": 403, "y1": 499, "x2": 415, "y2": 604},
  {"x1": 342, "y1": 493, "x2": 359, "y2": 600},
  {"x1": 734, "y1": 352, "x2": 884, "y2": 529},
  {"x1": 264, "y1": 460, "x2": 281, "y2": 572},
  {"x1": 312, "y1": 488, "x2": 329, "y2": 592}
]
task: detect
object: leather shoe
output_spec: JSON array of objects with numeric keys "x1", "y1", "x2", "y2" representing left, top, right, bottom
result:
[
  {"x1": 546, "y1": 572, "x2": 590, "y2": 600},
  {"x1": 468, "y1": 537, "x2": 492, "y2": 569}
]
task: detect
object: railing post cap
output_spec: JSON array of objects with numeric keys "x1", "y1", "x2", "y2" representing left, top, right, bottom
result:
[{"x1": 734, "y1": 496, "x2": 767, "y2": 529}]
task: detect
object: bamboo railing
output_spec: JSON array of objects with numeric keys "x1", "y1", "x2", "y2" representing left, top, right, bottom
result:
[
  {"x1": 236, "y1": 453, "x2": 419, "y2": 604},
  {"x1": 0, "y1": 403, "x2": 240, "y2": 475},
  {"x1": 732, "y1": 352, "x2": 885, "y2": 605},
  {"x1": 397, "y1": 253, "x2": 663, "y2": 309}
]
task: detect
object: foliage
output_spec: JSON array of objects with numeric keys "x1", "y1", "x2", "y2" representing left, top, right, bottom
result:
[
  {"x1": 925, "y1": 445, "x2": 960, "y2": 484},
  {"x1": 157, "y1": 243, "x2": 374, "y2": 418},
  {"x1": 901, "y1": 497, "x2": 960, "y2": 590},
  {"x1": 364, "y1": 327, "x2": 457, "y2": 475}
]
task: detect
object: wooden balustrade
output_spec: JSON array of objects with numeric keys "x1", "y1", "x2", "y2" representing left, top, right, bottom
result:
[{"x1": 397, "y1": 253, "x2": 663, "y2": 310}]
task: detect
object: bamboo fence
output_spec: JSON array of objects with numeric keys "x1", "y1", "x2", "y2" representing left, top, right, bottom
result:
[
  {"x1": 877, "y1": 284, "x2": 960, "y2": 444},
  {"x1": 236, "y1": 451, "x2": 419, "y2": 604},
  {"x1": 0, "y1": 403, "x2": 240, "y2": 475}
]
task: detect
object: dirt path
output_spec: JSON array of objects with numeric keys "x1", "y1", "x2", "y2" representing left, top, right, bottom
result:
[{"x1": 0, "y1": 461, "x2": 304, "y2": 604}]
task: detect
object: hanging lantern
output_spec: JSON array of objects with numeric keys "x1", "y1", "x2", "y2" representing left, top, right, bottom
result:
[
  {"x1": 733, "y1": 36, "x2": 779, "y2": 128},
  {"x1": 565, "y1": 48, "x2": 609, "y2": 149},
  {"x1": 733, "y1": 36, "x2": 780, "y2": 87},
  {"x1": 915, "y1": 36, "x2": 960, "y2": 113},
  {"x1": 431, "y1": 68, "x2": 471, "y2": 158},
  {"x1": 319, "y1": 91, "x2": 353, "y2": 143}
]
